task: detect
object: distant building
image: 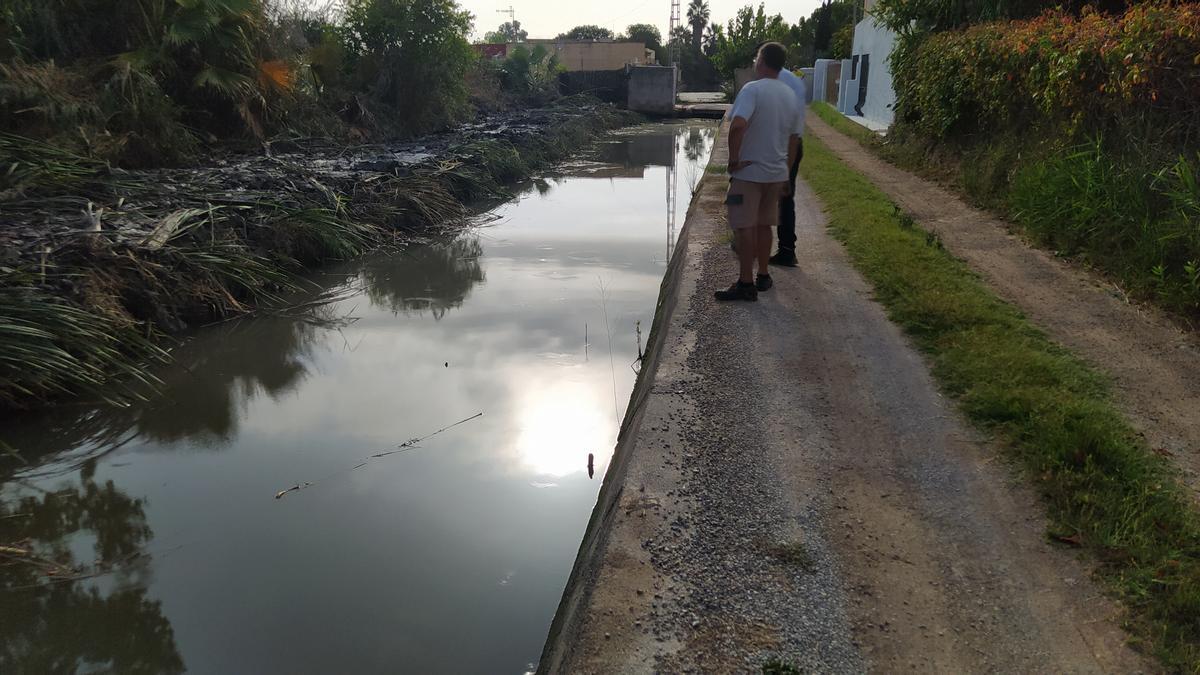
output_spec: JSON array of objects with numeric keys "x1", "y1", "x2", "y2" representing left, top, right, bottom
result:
[
  {"x1": 472, "y1": 40, "x2": 655, "y2": 72},
  {"x1": 842, "y1": 0, "x2": 897, "y2": 128},
  {"x1": 474, "y1": 43, "x2": 509, "y2": 60}
]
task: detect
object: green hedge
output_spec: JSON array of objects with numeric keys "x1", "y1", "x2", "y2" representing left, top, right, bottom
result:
[
  {"x1": 891, "y1": 3, "x2": 1200, "y2": 143},
  {"x1": 886, "y1": 3, "x2": 1200, "y2": 314}
]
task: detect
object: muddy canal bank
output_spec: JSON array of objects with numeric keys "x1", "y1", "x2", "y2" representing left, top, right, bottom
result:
[{"x1": 0, "y1": 99, "x2": 639, "y2": 411}]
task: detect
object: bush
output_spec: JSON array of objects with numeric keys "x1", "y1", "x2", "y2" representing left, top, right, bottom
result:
[
  {"x1": 890, "y1": 4, "x2": 1200, "y2": 144},
  {"x1": 0, "y1": 0, "x2": 496, "y2": 164},
  {"x1": 497, "y1": 44, "x2": 562, "y2": 103},
  {"x1": 882, "y1": 3, "x2": 1200, "y2": 315},
  {"x1": 340, "y1": 0, "x2": 476, "y2": 135}
]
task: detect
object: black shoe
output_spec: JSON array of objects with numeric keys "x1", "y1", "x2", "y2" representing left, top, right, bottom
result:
[
  {"x1": 769, "y1": 249, "x2": 798, "y2": 267},
  {"x1": 714, "y1": 281, "x2": 758, "y2": 302},
  {"x1": 756, "y1": 274, "x2": 773, "y2": 292}
]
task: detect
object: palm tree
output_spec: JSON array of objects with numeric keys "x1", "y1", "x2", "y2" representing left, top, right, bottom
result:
[{"x1": 686, "y1": 0, "x2": 709, "y2": 51}]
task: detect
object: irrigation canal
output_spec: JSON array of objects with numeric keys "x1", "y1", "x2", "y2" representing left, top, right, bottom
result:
[{"x1": 0, "y1": 121, "x2": 716, "y2": 674}]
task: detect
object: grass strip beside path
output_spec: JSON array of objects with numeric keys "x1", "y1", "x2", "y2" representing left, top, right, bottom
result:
[
  {"x1": 801, "y1": 133, "x2": 1200, "y2": 670},
  {"x1": 809, "y1": 102, "x2": 879, "y2": 146}
]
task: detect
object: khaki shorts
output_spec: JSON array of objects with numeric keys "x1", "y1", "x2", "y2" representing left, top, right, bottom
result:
[{"x1": 725, "y1": 179, "x2": 783, "y2": 230}]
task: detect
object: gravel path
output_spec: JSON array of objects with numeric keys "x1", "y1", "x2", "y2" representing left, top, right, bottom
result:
[
  {"x1": 808, "y1": 115, "x2": 1200, "y2": 502},
  {"x1": 539, "y1": 123, "x2": 1151, "y2": 673}
]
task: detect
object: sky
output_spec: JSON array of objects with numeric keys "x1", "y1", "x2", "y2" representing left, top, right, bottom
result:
[{"x1": 457, "y1": 1, "x2": 825, "y2": 42}]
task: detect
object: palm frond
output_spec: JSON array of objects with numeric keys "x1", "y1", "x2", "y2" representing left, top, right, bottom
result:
[{"x1": 192, "y1": 66, "x2": 256, "y2": 98}]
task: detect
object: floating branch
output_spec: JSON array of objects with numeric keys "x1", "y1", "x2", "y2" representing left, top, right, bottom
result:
[{"x1": 274, "y1": 412, "x2": 484, "y2": 500}]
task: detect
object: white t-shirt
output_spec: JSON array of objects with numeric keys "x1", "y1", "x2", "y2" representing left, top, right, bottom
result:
[
  {"x1": 778, "y1": 68, "x2": 808, "y2": 137},
  {"x1": 729, "y1": 77, "x2": 803, "y2": 183}
]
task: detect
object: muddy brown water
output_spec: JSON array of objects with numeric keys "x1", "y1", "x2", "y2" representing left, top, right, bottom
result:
[{"x1": 0, "y1": 122, "x2": 715, "y2": 674}]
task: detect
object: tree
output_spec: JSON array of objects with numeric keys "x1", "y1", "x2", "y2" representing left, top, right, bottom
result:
[
  {"x1": 668, "y1": 24, "x2": 718, "y2": 89},
  {"x1": 557, "y1": 25, "x2": 614, "y2": 41},
  {"x1": 709, "y1": 4, "x2": 790, "y2": 79},
  {"x1": 483, "y1": 20, "x2": 527, "y2": 43},
  {"x1": 687, "y1": 0, "x2": 710, "y2": 50},
  {"x1": 785, "y1": 0, "x2": 861, "y2": 66},
  {"x1": 813, "y1": 1, "x2": 834, "y2": 55},
  {"x1": 872, "y1": 0, "x2": 1112, "y2": 34},
  {"x1": 703, "y1": 24, "x2": 720, "y2": 55},
  {"x1": 830, "y1": 24, "x2": 853, "y2": 59},
  {"x1": 623, "y1": 23, "x2": 663, "y2": 62},
  {"x1": 341, "y1": 0, "x2": 476, "y2": 133}
]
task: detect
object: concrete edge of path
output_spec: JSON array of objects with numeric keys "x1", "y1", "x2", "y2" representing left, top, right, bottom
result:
[{"x1": 537, "y1": 121, "x2": 730, "y2": 674}]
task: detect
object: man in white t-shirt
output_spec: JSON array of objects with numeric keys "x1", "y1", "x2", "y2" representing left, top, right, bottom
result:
[{"x1": 715, "y1": 42, "x2": 803, "y2": 302}]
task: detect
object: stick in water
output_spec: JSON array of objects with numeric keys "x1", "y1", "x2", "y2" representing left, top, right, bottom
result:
[{"x1": 274, "y1": 412, "x2": 483, "y2": 499}]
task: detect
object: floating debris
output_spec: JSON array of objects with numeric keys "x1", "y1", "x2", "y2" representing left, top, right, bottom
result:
[{"x1": 273, "y1": 412, "x2": 483, "y2": 500}]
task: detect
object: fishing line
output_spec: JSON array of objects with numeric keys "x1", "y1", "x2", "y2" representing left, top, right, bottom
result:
[{"x1": 274, "y1": 411, "x2": 483, "y2": 499}]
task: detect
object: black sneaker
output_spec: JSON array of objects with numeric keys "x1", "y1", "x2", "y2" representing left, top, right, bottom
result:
[
  {"x1": 769, "y1": 249, "x2": 798, "y2": 267},
  {"x1": 756, "y1": 274, "x2": 773, "y2": 292},
  {"x1": 714, "y1": 281, "x2": 758, "y2": 302}
]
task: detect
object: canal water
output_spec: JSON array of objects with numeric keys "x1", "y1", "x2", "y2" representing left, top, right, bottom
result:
[{"x1": 0, "y1": 121, "x2": 715, "y2": 674}]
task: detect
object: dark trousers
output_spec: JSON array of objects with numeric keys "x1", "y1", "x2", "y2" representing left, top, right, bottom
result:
[{"x1": 777, "y1": 138, "x2": 804, "y2": 252}]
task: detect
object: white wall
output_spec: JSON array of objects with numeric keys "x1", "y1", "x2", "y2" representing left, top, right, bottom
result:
[
  {"x1": 733, "y1": 68, "x2": 755, "y2": 97},
  {"x1": 811, "y1": 59, "x2": 840, "y2": 104},
  {"x1": 837, "y1": 58, "x2": 854, "y2": 114},
  {"x1": 849, "y1": 17, "x2": 897, "y2": 126}
]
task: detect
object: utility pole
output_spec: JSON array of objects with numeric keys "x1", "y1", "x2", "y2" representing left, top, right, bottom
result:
[
  {"x1": 497, "y1": 5, "x2": 518, "y2": 42},
  {"x1": 665, "y1": 133, "x2": 678, "y2": 263},
  {"x1": 668, "y1": 0, "x2": 681, "y2": 66}
]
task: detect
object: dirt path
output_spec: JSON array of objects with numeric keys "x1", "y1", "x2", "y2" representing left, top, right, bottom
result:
[
  {"x1": 808, "y1": 116, "x2": 1200, "y2": 500},
  {"x1": 540, "y1": 127, "x2": 1150, "y2": 673}
]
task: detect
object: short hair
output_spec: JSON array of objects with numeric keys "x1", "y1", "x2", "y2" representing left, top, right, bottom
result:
[{"x1": 758, "y1": 42, "x2": 786, "y2": 72}]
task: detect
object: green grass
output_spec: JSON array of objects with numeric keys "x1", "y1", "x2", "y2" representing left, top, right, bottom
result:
[
  {"x1": 1009, "y1": 144, "x2": 1200, "y2": 315},
  {"x1": 765, "y1": 541, "x2": 815, "y2": 573},
  {"x1": 761, "y1": 660, "x2": 802, "y2": 674},
  {"x1": 801, "y1": 133, "x2": 1200, "y2": 670},
  {"x1": 809, "y1": 102, "x2": 879, "y2": 147}
]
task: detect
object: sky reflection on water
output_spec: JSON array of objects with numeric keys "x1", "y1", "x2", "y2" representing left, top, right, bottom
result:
[{"x1": 0, "y1": 122, "x2": 715, "y2": 675}]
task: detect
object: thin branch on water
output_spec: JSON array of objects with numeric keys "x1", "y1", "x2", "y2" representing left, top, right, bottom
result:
[{"x1": 274, "y1": 412, "x2": 484, "y2": 500}]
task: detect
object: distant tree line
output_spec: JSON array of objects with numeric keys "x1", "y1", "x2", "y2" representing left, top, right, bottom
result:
[{"x1": 0, "y1": 0, "x2": 572, "y2": 167}]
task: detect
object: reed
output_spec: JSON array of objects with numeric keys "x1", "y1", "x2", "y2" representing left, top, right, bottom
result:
[{"x1": 0, "y1": 280, "x2": 167, "y2": 408}]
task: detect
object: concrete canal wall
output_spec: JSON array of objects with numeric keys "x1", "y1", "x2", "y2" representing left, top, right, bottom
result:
[{"x1": 537, "y1": 119, "x2": 729, "y2": 673}]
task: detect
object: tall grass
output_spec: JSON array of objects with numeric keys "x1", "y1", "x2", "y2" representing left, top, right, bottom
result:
[
  {"x1": 0, "y1": 282, "x2": 167, "y2": 408},
  {"x1": 0, "y1": 132, "x2": 111, "y2": 198},
  {"x1": 1010, "y1": 144, "x2": 1200, "y2": 314}
]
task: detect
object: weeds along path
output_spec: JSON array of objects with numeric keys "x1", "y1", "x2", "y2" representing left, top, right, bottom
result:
[
  {"x1": 543, "y1": 122, "x2": 1146, "y2": 673},
  {"x1": 807, "y1": 115, "x2": 1200, "y2": 502}
]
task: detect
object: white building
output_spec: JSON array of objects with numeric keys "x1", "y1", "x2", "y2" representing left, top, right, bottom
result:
[{"x1": 838, "y1": 0, "x2": 898, "y2": 130}]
